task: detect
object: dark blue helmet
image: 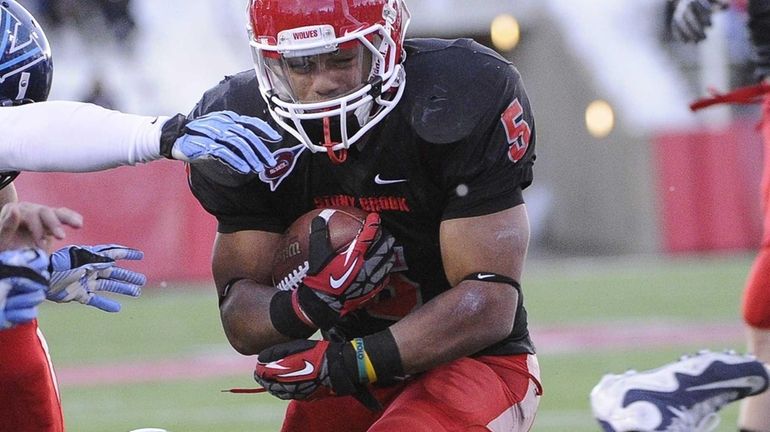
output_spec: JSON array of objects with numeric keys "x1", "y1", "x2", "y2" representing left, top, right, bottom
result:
[
  {"x1": 0, "y1": 0, "x2": 52, "y2": 104},
  {"x1": 0, "y1": 0, "x2": 53, "y2": 190}
]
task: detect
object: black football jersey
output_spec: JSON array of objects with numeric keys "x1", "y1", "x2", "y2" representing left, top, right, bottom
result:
[{"x1": 188, "y1": 38, "x2": 536, "y2": 356}]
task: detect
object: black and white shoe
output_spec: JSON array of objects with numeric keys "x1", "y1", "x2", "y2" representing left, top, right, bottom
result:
[{"x1": 590, "y1": 350, "x2": 770, "y2": 431}]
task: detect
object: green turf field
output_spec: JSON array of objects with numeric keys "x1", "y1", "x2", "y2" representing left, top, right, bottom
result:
[{"x1": 37, "y1": 253, "x2": 754, "y2": 431}]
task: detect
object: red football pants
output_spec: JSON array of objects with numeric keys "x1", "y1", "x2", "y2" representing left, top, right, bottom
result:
[
  {"x1": 280, "y1": 353, "x2": 541, "y2": 432},
  {"x1": 0, "y1": 320, "x2": 64, "y2": 432},
  {"x1": 744, "y1": 95, "x2": 770, "y2": 328}
]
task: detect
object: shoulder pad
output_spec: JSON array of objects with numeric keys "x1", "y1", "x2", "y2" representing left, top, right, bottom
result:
[
  {"x1": 190, "y1": 161, "x2": 259, "y2": 188},
  {"x1": 401, "y1": 38, "x2": 518, "y2": 144},
  {"x1": 189, "y1": 69, "x2": 283, "y2": 187},
  {"x1": 192, "y1": 70, "x2": 269, "y2": 119},
  {"x1": 188, "y1": 70, "x2": 270, "y2": 188}
]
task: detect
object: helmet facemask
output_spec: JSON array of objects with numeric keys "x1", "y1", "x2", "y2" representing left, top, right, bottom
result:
[{"x1": 249, "y1": 1, "x2": 410, "y2": 163}]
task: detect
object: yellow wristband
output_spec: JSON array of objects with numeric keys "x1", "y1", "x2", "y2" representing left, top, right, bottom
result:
[{"x1": 351, "y1": 338, "x2": 378, "y2": 383}]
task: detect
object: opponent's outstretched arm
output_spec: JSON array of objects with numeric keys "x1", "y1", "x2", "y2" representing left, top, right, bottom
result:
[{"x1": 0, "y1": 102, "x2": 279, "y2": 175}]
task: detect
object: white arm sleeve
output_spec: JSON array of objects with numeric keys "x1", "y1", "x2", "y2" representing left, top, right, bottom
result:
[{"x1": 0, "y1": 101, "x2": 172, "y2": 172}]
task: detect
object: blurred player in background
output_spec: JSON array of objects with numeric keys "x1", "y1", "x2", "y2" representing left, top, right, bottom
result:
[
  {"x1": 0, "y1": 1, "x2": 283, "y2": 430},
  {"x1": 674, "y1": 1, "x2": 770, "y2": 431},
  {"x1": 591, "y1": 1, "x2": 770, "y2": 431},
  {"x1": 186, "y1": 0, "x2": 541, "y2": 430},
  {"x1": 734, "y1": 3, "x2": 770, "y2": 431}
]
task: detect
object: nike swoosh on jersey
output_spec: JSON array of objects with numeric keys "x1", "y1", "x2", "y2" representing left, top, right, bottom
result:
[
  {"x1": 277, "y1": 361, "x2": 316, "y2": 378},
  {"x1": 329, "y1": 257, "x2": 359, "y2": 289},
  {"x1": 686, "y1": 376, "x2": 767, "y2": 394},
  {"x1": 374, "y1": 174, "x2": 408, "y2": 185}
]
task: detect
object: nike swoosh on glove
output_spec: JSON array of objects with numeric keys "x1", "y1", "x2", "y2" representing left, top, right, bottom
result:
[
  {"x1": 293, "y1": 212, "x2": 396, "y2": 330},
  {"x1": 254, "y1": 339, "x2": 362, "y2": 401}
]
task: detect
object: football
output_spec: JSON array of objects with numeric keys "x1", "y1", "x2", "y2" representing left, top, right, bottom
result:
[{"x1": 272, "y1": 207, "x2": 369, "y2": 291}]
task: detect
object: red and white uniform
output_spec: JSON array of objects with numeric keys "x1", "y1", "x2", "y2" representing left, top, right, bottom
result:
[
  {"x1": 0, "y1": 320, "x2": 63, "y2": 431},
  {"x1": 740, "y1": 0, "x2": 770, "y2": 327},
  {"x1": 281, "y1": 354, "x2": 541, "y2": 432},
  {"x1": 743, "y1": 95, "x2": 770, "y2": 327}
]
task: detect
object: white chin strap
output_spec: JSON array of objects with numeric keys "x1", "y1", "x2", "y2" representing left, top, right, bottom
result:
[{"x1": 268, "y1": 66, "x2": 406, "y2": 159}]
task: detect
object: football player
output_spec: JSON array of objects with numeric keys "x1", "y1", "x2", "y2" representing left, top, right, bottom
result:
[
  {"x1": 737, "y1": 2, "x2": 770, "y2": 431},
  {"x1": 0, "y1": 0, "x2": 541, "y2": 429},
  {"x1": 187, "y1": 0, "x2": 541, "y2": 430},
  {"x1": 0, "y1": 1, "x2": 278, "y2": 430},
  {"x1": 0, "y1": 200, "x2": 83, "y2": 432},
  {"x1": 592, "y1": 1, "x2": 770, "y2": 431},
  {"x1": 673, "y1": 2, "x2": 770, "y2": 432}
]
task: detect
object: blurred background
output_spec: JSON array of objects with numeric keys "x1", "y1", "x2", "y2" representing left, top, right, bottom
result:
[
  {"x1": 17, "y1": 0, "x2": 767, "y2": 269},
  {"x1": 10, "y1": 0, "x2": 767, "y2": 430}
]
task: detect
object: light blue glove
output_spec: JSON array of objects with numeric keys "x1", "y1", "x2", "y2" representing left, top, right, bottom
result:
[
  {"x1": 0, "y1": 248, "x2": 49, "y2": 329},
  {"x1": 162, "y1": 111, "x2": 281, "y2": 174},
  {"x1": 48, "y1": 244, "x2": 146, "y2": 313},
  {"x1": 671, "y1": 0, "x2": 728, "y2": 43}
]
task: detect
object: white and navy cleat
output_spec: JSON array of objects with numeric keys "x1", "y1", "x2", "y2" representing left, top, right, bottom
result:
[{"x1": 590, "y1": 350, "x2": 770, "y2": 431}]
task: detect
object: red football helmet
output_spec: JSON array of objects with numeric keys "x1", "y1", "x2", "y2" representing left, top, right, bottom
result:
[{"x1": 248, "y1": 0, "x2": 410, "y2": 162}]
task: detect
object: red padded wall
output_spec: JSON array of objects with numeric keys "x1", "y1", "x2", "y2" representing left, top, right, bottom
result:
[
  {"x1": 13, "y1": 161, "x2": 217, "y2": 283},
  {"x1": 654, "y1": 120, "x2": 764, "y2": 252}
]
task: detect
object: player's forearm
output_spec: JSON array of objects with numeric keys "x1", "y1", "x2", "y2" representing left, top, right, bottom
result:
[
  {"x1": 0, "y1": 101, "x2": 169, "y2": 172},
  {"x1": 219, "y1": 280, "x2": 295, "y2": 355},
  {"x1": 389, "y1": 280, "x2": 519, "y2": 374}
]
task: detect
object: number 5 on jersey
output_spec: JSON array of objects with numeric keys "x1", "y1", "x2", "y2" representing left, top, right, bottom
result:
[{"x1": 501, "y1": 98, "x2": 532, "y2": 163}]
